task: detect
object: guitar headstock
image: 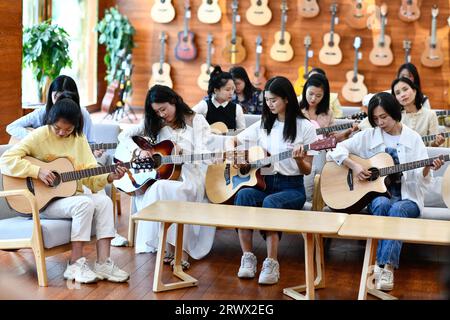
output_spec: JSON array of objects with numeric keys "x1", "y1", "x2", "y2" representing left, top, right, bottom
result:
[
  {"x1": 256, "y1": 35, "x2": 262, "y2": 46},
  {"x1": 232, "y1": 0, "x2": 238, "y2": 13},
  {"x1": 184, "y1": 0, "x2": 190, "y2": 11},
  {"x1": 132, "y1": 135, "x2": 154, "y2": 150},
  {"x1": 280, "y1": 0, "x2": 288, "y2": 12},
  {"x1": 350, "y1": 111, "x2": 367, "y2": 120},
  {"x1": 431, "y1": 4, "x2": 439, "y2": 18},
  {"x1": 304, "y1": 35, "x2": 312, "y2": 48},
  {"x1": 131, "y1": 157, "x2": 156, "y2": 171},
  {"x1": 330, "y1": 3, "x2": 337, "y2": 16},
  {"x1": 207, "y1": 33, "x2": 213, "y2": 44},
  {"x1": 353, "y1": 36, "x2": 362, "y2": 50},
  {"x1": 403, "y1": 40, "x2": 411, "y2": 50},
  {"x1": 380, "y1": 3, "x2": 388, "y2": 17},
  {"x1": 310, "y1": 137, "x2": 338, "y2": 151}
]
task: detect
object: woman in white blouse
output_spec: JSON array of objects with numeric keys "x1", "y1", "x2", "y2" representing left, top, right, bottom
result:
[{"x1": 327, "y1": 92, "x2": 444, "y2": 292}]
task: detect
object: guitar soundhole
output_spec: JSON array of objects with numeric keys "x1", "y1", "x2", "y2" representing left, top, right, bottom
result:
[
  {"x1": 280, "y1": 39, "x2": 285, "y2": 45},
  {"x1": 239, "y1": 165, "x2": 251, "y2": 176},
  {"x1": 158, "y1": 69, "x2": 163, "y2": 75},
  {"x1": 356, "y1": 3, "x2": 362, "y2": 9},
  {"x1": 328, "y1": 41, "x2": 334, "y2": 47},
  {"x1": 257, "y1": 0, "x2": 262, "y2": 5},
  {"x1": 368, "y1": 168, "x2": 380, "y2": 181},
  {"x1": 49, "y1": 172, "x2": 62, "y2": 188}
]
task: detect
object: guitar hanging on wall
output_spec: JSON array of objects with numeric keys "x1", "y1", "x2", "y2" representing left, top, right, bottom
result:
[
  {"x1": 246, "y1": 0, "x2": 272, "y2": 26},
  {"x1": 369, "y1": 3, "x2": 393, "y2": 66},
  {"x1": 319, "y1": 3, "x2": 342, "y2": 65},
  {"x1": 250, "y1": 35, "x2": 267, "y2": 89},
  {"x1": 346, "y1": 0, "x2": 369, "y2": 29},
  {"x1": 421, "y1": 5, "x2": 444, "y2": 68},
  {"x1": 298, "y1": 0, "x2": 320, "y2": 18},
  {"x1": 174, "y1": 0, "x2": 197, "y2": 61},
  {"x1": 403, "y1": 40, "x2": 412, "y2": 63},
  {"x1": 197, "y1": 0, "x2": 222, "y2": 24},
  {"x1": 148, "y1": 31, "x2": 173, "y2": 89},
  {"x1": 398, "y1": 0, "x2": 420, "y2": 22},
  {"x1": 270, "y1": 0, "x2": 294, "y2": 62},
  {"x1": 150, "y1": 0, "x2": 176, "y2": 24},
  {"x1": 294, "y1": 35, "x2": 312, "y2": 96},
  {"x1": 222, "y1": 0, "x2": 246, "y2": 64},
  {"x1": 197, "y1": 33, "x2": 214, "y2": 91},
  {"x1": 342, "y1": 36, "x2": 368, "y2": 103}
]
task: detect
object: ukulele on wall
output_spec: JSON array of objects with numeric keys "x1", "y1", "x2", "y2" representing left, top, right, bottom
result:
[
  {"x1": 421, "y1": 5, "x2": 444, "y2": 68},
  {"x1": 197, "y1": 0, "x2": 222, "y2": 24},
  {"x1": 148, "y1": 32, "x2": 173, "y2": 89},
  {"x1": 403, "y1": 40, "x2": 412, "y2": 63},
  {"x1": 250, "y1": 35, "x2": 267, "y2": 89},
  {"x1": 366, "y1": 5, "x2": 381, "y2": 31},
  {"x1": 398, "y1": 0, "x2": 420, "y2": 22},
  {"x1": 369, "y1": 3, "x2": 393, "y2": 66},
  {"x1": 197, "y1": 34, "x2": 214, "y2": 91},
  {"x1": 174, "y1": 1, "x2": 197, "y2": 61},
  {"x1": 246, "y1": 0, "x2": 272, "y2": 26},
  {"x1": 270, "y1": 0, "x2": 294, "y2": 62},
  {"x1": 342, "y1": 36, "x2": 368, "y2": 103},
  {"x1": 299, "y1": 0, "x2": 320, "y2": 18},
  {"x1": 294, "y1": 35, "x2": 312, "y2": 96},
  {"x1": 319, "y1": 3, "x2": 342, "y2": 65},
  {"x1": 346, "y1": 0, "x2": 369, "y2": 29},
  {"x1": 222, "y1": 0, "x2": 246, "y2": 64},
  {"x1": 150, "y1": 0, "x2": 176, "y2": 24}
]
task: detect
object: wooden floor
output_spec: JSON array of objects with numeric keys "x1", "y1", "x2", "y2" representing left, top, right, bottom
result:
[{"x1": 0, "y1": 193, "x2": 449, "y2": 300}]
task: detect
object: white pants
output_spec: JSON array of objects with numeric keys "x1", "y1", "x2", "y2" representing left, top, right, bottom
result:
[{"x1": 40, "y1": 193, "x2": 115, "y2": 242}]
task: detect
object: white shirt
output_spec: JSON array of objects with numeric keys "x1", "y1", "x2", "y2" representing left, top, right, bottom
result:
[
  {"x1": 382, "y1": 131, "x2": 400, "y2": 149},
  {"x1": 192, "y1": 96, "x2": 246, "y2": 130},
  {"x1": 326, "y1": 125, "x2": 431, "y2": 215},
  {"x1": 237, "y1": 118, "x2": 318, "y2": 176}
]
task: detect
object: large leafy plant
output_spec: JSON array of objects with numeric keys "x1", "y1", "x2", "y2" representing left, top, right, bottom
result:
[
  {"x1": 96, "y1": 6, "x2": 135, "y2": 84},
  {"x1": 23, "y1": 21, "x2": 72, "y2": 101}
]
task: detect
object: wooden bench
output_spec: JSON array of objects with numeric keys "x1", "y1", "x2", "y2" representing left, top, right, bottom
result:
[
  {"x1": 132, "y1": 200, "x2": 347, "y2": 300},
  {"x1": 338, "y1": 214, "x2": 450, "y2": 300}
]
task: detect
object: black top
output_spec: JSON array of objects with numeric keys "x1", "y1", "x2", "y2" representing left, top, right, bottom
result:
[{"x1": 205, "y1": 98, "x2": 237, "y2": 130}]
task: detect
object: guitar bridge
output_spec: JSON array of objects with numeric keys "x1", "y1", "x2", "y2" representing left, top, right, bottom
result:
[{"x1": 347, "y1": 169, "x2": 354, "y2": 191}]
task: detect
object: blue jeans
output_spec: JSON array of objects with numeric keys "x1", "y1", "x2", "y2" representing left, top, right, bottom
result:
[
  {"x1": 234, "y1": 174, "x2": 306, "y2": 239},
  {"x1": 367, "y1": 196, "x2": 420, "y2": 268}
]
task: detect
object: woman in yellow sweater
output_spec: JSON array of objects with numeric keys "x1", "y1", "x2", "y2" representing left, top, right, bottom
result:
[{"x1": 0, "y1": 97, "x2": 129, "y2": 284}]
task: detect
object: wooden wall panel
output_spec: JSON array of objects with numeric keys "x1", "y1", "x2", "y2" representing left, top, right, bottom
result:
[
  {"x1": 116, "y1": 0, "x2": 449, "y2": 109},
  {"x1": 0, "y1": 2, "x2": 22, "y2": 143}
]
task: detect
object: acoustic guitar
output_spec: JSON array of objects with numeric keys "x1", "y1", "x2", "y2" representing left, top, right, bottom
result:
[
  {"x1": 197, "y1": 0, "x2": 222, "y2": 24},
  {"x1": 342, "y1": 37, "x2": 368, "y2": 103},
  {"x1": 148, "y1": 31, "x2": 173, "y2": 89},
  {"x1": 398, "y1": 0, "x2": 420, "y2": 22},
  {"x1": 246, "y1": 0, "x2": 272, "y2": 26},
  {"x1": 222, "y1": 0, "x2": 246, "y2": 64},
  {"x1": 421, "y1": 5, "x2": 444, "y2": 68},
  {"x1": 299, "y1": 0, "x2": 320, "y2": 18},
  {"x1": 294, "y1": 35, "x2": 312, "y2": 96},
  {"x1": 321, "y1": 152, "x2": 450, "y2": 213},
  {"x1": 150, "y1": 0, "x2": 176, "y2": 24},
  {"x1": 250, "y1": 35, "x2": 267, "y2": 89},
  {"x1": 197, "y1": 33, "x2": 214, "y2": 91},
  {"x1": 113, "y1": 137, "x2": 240, "y2": 194},
  {"x1": 319, "y1": 3, "x2": 342, "y2": 66},
  {"x1": 366, "y1": 4, "x2": 381, "y2": 31},
  {"x1": 403, "y1": 40, "x2": 412, "y2": 63},
  {"x1": 101, "y1": 80, "x2": 120, "y2": 114},
  {"x1": 2, "y1": 156, "x2": 153, "y2": 214},
  {"x1": 174, "y1": 0, "x2": 197, "y2": 61},
  {"x1": 210, "y1": 122, "x2": 244, "y2": 136},
  {"x1": 206, "y1": 137, "x2": 337, "y2": 204},
  {"x1": 346, "y1": 0, "x2": 369, "y2": 29},
  {"x1": 269, "y1": 0, "x2": 294, "y2": 62},
  {"x1": 316, "y1": 112, "x2": 367, "y2": 136},
  {"x1": 369, "y1": 3, "x2": 393, "y2": 66}
]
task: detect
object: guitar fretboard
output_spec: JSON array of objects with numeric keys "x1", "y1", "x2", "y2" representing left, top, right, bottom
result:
[
  {"x1": 89, "y1": 143, "x2": 117, "y2": 150},
  {"x1": 431, "y1": 12, "x2": 437, "y2": 47},
  {"x1": 421, "y1": 131, "x2": 450, "y2": 143},
  {"x1": 316, "y1": 122, "x2": 353, "y2": 135},
  {"x1": 60, "y1": 162, "x2": 132, "y2": 183},
  {"x1": 379, "y1": 154, "x2": 450, "y2": 177},
  {"x1": 160, "y1": 150, "x2": 246, "y2": 165},
  {"x1": 435, "y1": 110, "x2": 450, "y2": 117},
  {"x1": 249, "y1": 144, "x2": 313, "y2": 169}
]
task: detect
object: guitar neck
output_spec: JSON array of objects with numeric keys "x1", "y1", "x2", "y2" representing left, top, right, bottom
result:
[
  {"x1": 303, "y1": 46, "x2": 310, "y2": 78},
  {"x1": 206, "y1": 41, "x2": 212, "y2": 69},
  {"x1": 61, "y1": 162, "x2": 132, "y2": 183},
  {"x1": 249, "y1": 143, "x2": 315, "y2": 169},
  {"x1": 316, "y1": 122, "x2": 353, "y2": 135},
  {"x1": 280, "y1": 11, "x2": 286, "y2": 41},
  {"x1": 329, "y1": 13, "x2": 336, "y2": 43},
  {"x1": 89, "y1": 143, "x2": 117, "y2": 150},
  {"x1": 231, "y1": 9, "x2": 237, "y2": 44},
  {"x1": 183, "y1": 8, "x2": 190, "y2": 39},
  {"x1": 380, "y1": 15, "x2": 386, "y2": 45},
  {"x1": 353, "y1": 47, "x2": 359, "y2": 79},
  {"x1": 422, "y1": 131, "x2": 450, "y2": 143},
  {"x1": 436, "y1": 110, "x2": 450, "y2": 117},
  {"x1": 404, "y1": 48, "x2": 410, "y2": 63},
  {"x1": 161, "y1": 150, "x2": 245, "y2": 165},
  {"x1": 380, "y1": 154, "x2": 450, "y2": 177},
  {"x1": 255, "y1": 51, "x2": 261, "y2": 74},
  {"x1": 431, "y1": 15, "x2": 437, "y2": 47},
  {"x1": 159, "y1": 37, "x2": 165, "y2": 70}
]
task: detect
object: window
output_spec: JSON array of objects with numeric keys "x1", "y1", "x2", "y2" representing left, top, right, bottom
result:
[{"x1": 22, "y1": 0, "x2": 98, "y2": 107}]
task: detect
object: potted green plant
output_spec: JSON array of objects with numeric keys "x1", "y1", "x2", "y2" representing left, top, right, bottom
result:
[
  {"x1": 22, "y1": 20, "x2": 72, "y2": 102},
  {"x1": 96, "y1": 6, "x2": 136, "y2": 85}
]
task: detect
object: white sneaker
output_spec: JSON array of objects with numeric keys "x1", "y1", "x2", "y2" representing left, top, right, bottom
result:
[
  {"x1": 374, "y1": 265, "x2": 382, "y2": 282},
  {"x1": 94, "y1": 258, "x2": 130, "y2": 283},
  {"x1": 258, "y1": 258, "x2": 280, "y2": 285},
  {"x1": 111, "y1": 233, "x2": 129, "y2": 247},
  {"x1": 237, "y1": 252, "x2": 257, "y2": 279},
  {"x1": 63, "y1": 257, "x2": 99, "y2": 284},
  {"x1": 376, "y1": 268, "x2": 394, "y2": 291}
]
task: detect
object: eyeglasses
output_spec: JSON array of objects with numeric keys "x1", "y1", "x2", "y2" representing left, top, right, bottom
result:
[{"x1": 52, "y1": 124, "x2": 75, "y2": 135}]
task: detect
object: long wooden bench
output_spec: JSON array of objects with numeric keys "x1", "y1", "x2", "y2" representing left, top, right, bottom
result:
[
  {"x1": 132, "y1": 200, "x2": 347, "y2": 300},
  {"x1": 338, "y1": 214, "x2": 450, "y2": 300}
]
